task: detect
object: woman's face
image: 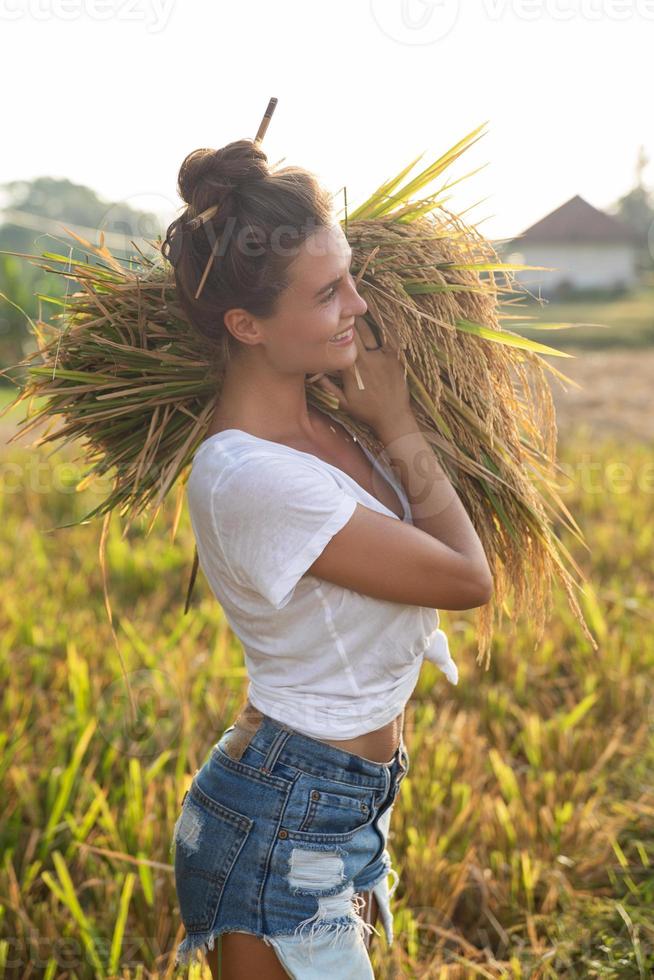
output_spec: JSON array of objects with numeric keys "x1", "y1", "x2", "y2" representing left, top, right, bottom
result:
[{"x1": 228, "y1": 222, "x2": 368, "y2": 375}]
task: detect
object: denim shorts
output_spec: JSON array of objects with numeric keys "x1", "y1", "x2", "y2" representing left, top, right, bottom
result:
[{"x1": 170, "y1": 701, "x2": 410, "y2": 977}]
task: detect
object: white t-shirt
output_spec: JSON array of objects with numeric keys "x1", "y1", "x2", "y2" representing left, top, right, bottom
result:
[{"x1": 186, "y1": 424, "x2": 459, "y2": 740}]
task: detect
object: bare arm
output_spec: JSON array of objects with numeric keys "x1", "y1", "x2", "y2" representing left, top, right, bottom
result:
[
  {"x1": 309, "y1": 317, "x2": 494, "y2": 610},
  {"x1": 306, "y1": 411, "x2": 493, "y2": 611},
  {"x1": 376, "y1": 411, "x2": 493, "y2": 590}
]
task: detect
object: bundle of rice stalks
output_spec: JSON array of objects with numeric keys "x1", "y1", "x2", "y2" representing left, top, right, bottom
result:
[{"x1": 1, "y1": 121, "x2": 598, "y2": 668}]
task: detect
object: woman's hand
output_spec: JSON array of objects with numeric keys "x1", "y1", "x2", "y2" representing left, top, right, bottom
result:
[{"x1": 315, "y1": 316, "x2": 414, "y2": 432}]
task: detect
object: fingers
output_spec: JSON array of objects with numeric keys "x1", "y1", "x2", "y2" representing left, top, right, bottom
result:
[{"x1": 354, "y1": 316, "x2": 383, "y2": 351}]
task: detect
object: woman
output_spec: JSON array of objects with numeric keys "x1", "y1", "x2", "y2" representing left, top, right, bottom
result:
[{"x1": 164, "y1": 139, "x2": 493, "y2": 978}]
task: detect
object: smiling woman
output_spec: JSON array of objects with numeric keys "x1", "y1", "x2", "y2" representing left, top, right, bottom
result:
[
  {"x1": 160, "y1": 138, "x2": 432, "y2": 977},
  {"x1": 162, "y1": 138, "x2": 338, "y2": 358}
]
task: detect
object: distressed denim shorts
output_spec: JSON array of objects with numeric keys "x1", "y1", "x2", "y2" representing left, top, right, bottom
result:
[{"x1": 170, "y1": 701, "x2": 410, "y2": 977}]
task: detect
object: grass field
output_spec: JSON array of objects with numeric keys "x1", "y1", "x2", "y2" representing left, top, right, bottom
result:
[
  {"x1": 507, "y1": 284, "x2": 654, "y2": 351},
  {"x1": 1, "y1": 407, "x2": 653, "y2": 977}
]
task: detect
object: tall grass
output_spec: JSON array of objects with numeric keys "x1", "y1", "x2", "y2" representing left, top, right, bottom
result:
[
  {"x1": 510, "y1": 284, "x2": 654, "y2": 350},
  {"x1": 1, "y1": 427, "x2": 652, "y2": 978}
]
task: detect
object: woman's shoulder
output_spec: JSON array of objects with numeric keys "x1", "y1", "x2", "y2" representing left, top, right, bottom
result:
[{"x1": 188, "y1": 433, "x2": 343, "y2": 506}]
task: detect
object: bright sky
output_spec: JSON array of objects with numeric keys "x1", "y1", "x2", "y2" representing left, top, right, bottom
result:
[{"x1": 1, "y1": 0, "x2": 651, "y2": 243}]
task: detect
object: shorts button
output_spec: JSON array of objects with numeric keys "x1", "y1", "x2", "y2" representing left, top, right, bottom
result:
[
  {"x1": 278, "y1": 829, "x2": 288, "y2": 839},
  {"x1": 360, "y1": 802, "x2": 368, "y2": 812},
  {"x1": 310, "y1": 790, "x2": 320, "y2": 801}
]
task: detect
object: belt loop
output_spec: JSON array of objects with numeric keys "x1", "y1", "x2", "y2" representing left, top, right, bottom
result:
[
  {"x1": 378, "y1": 763, "x2": 391, "y2": 804},
  {"x1": 260, "y1": 727, "x2": 292, "y2": 774}
]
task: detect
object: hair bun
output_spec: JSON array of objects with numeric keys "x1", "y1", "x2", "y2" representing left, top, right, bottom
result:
[{"x1": 177, "y1": 139, "x2": 270, "y2": 208}]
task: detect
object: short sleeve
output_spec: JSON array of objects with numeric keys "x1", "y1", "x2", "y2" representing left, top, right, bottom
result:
[{"x1": 212, "y1": 455, "x2": 358, "y2": 610}]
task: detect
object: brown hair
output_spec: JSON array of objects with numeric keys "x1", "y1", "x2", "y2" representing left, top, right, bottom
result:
[{"x1": 162, "y1": 138, "x2": 335, "y2": 363}]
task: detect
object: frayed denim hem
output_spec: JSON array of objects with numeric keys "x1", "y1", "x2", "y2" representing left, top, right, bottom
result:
[
  {"x1": 356, "y1": 863, "x2": 401, "y2": 947},
  {"x1": 173, "y1": 906, "x2": 375, "y2": 969},
  {"x1": 285, "y1": 885, "x2": 376, "y2": 964},
  {"x1": 173, "y1": 880, "x2": 391, "y2": 970},
  {"x1": 174, "y1": 927, "x2": 267, "y2": 968}
]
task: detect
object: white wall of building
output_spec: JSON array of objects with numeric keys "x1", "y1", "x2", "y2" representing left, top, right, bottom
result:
[{"x1": 505, "y1": 243, "x2": 637, "y2": 292}]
